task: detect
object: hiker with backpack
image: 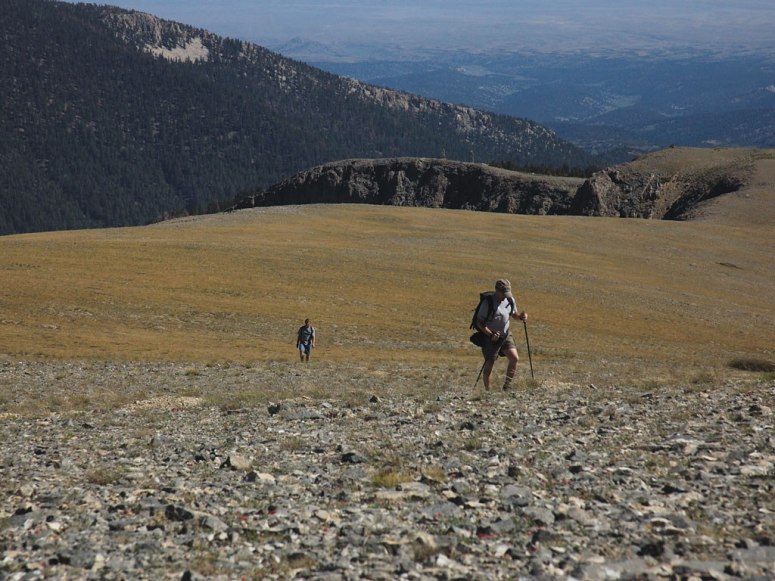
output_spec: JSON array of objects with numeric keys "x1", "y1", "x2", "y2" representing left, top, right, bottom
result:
[
  {"x1": 296, "y1": 318, "x2": 316, "y2": 362},
  {"x1": 471, "y1": 279, "x2": 528, "y2": 390}
]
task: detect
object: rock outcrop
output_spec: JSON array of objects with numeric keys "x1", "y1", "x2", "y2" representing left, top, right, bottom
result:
[
  {"x1": 233, "y1": 158, "x2": 584, "y2": 215},
  {"x1": 232, "y1": 148, "x2": 775, "y2": 222},
  {"x1": 570, "y1": 147, "x2": 765, "y2": 219}
]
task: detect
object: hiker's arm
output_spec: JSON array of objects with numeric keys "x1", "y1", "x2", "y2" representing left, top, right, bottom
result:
[
  {"x1": 476, "y1": 317, "x2": 501, "y2": 340},
  {"x1": 512, "y1": 311, "x2": 528, "y2": 322}
]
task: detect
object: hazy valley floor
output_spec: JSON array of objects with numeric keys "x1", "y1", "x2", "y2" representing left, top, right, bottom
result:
[{"x1": 1, "y1": 359, "x2": 773, "y2": 580}]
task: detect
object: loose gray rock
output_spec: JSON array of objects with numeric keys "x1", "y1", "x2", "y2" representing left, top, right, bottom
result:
[{"x1": 0, "y1": 361, "x2": 773, "y2": 580}]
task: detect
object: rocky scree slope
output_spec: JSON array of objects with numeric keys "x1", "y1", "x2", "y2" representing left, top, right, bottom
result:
[{"x1": 0, "y1": 361, "x2": 773, "y2": 580}]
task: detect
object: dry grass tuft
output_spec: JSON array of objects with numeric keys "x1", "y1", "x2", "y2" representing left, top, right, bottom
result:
[
  {"x1": 372, "y1": 468, "x2": 415, "y2": 488},
  {"x1": 420, "y1": 465, "x2": 447, "y2": 483},
  {"x1": 204, "y1": 388, "x2": 271, "y2": 411},
  {"x1": 86, "y1": 466, "x2": 125, "y2": 486}
]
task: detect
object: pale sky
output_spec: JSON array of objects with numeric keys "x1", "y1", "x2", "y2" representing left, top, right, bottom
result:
[{"x1": 61, "y1": 0, "x2": 775, "y2": 55}]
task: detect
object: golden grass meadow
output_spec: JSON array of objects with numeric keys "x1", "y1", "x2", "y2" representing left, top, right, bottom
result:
[{"x1": 1, "y1": 203, "x2": 772, "y2": 390}]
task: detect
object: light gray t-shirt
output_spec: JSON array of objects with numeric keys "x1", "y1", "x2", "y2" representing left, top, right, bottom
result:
[{"x1": 476, "y1": 296, "x2": 514, "y2": 335}]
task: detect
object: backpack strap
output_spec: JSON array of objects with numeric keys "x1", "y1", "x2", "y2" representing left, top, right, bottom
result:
[
  {"x1": 471, "y1": 291, "x2": 496, "y2": 330},
  {"x1": 507, "y1": 296, "x2": 516, "y2": 315},
  {"x1": 485, "y1": 293, "x2": 497, "y2": 321},
  {"x1": 484, "y1": 293, "x2": 517, "y2": 320}
]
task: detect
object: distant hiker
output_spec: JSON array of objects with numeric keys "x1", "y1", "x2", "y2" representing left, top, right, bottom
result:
[
  {"x1": 474, "y1": 279, "x2": 528, "y2": 390},
  {"x1": 296, "y1": 318, "x2": 316, "y2": 362}
]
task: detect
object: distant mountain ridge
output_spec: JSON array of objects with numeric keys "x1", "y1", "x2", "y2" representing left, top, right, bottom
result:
[
  {"x1": 0, "y1": 0, "x2": 595, "y2": 235},
  {"x1": 232, "y1": 147, "x2": 775, "y2": 224},
  {"x1": 314, "y1": 52, "x2": 775, "y2": 158}
]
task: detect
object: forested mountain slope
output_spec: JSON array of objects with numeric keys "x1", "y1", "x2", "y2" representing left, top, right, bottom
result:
[{"x1": 0, "y1": 0, "x2": 595, "y2": 234}]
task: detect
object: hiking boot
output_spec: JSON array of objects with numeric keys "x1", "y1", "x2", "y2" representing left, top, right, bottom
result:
[{"x1": 502, "y1": 379, "x2": 514, "y2": 391}]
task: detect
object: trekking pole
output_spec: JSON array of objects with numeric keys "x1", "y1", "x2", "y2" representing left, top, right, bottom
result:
[
  {"x1": 523, "y1": 320, "x2": 534, "y2": 379},
  {"x1": 473, "y1": 334, "x2": 508, "y2": 389},
  {"x1": 473, "y1": 358, "x2": 488, "y2": 389}
]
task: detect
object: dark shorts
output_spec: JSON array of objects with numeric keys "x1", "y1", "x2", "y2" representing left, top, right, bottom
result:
[
  {"x1": 481, "y1": 332, "x2": 517, "y2": 359},
  {"x1": 299, "y1": 342, "x2": 312, "y2": 354}
]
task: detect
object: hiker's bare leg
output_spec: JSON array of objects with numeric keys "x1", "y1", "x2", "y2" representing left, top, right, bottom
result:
[
  {"x1": 482, "y1": 358, "x2": 496, "y2": 390},
  {"x1": 502, "y1": 348, "x2": 519, "y2": 390}
]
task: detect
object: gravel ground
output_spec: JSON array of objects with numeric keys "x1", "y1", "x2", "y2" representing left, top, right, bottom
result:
[{"x1": 1, "y1": 361, "x2": 773, "y2": 580}]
